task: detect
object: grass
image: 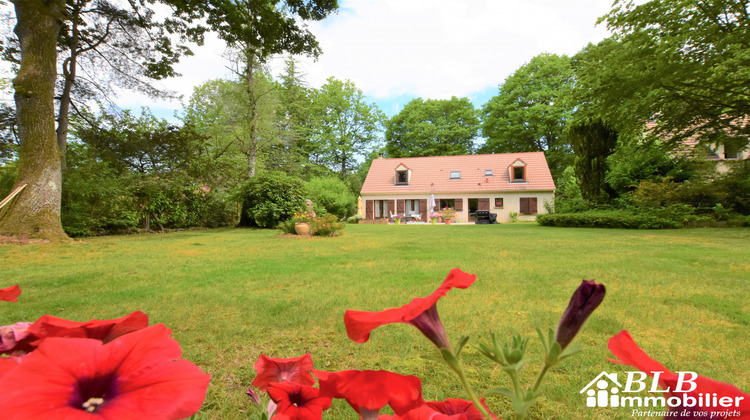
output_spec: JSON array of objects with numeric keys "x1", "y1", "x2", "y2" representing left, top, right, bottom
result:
[{"x1": 1, "y1": 223, "x2": 749, "y2": 419}]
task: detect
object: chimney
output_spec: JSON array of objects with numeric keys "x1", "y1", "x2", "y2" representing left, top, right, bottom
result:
[{"x1": 378, "y1": 153, "x2": 384, "y2": 159}]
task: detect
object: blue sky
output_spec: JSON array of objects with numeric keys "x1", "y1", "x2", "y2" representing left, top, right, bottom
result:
[{"x1": 40, "y1": 0, "x2": 617, "y2": 121}]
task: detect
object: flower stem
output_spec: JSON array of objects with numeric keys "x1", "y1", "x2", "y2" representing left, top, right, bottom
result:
[
  {"x1": 531, "y1": 363, "x2": 551, "y2": 394},
  {"x1": 453, "y1": 359, "x2": 493, "y2": 420}
]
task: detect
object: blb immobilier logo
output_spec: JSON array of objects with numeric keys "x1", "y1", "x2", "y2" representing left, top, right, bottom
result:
[{"x1": 580, "y1": 371, "x2": 745, "y2": 417}]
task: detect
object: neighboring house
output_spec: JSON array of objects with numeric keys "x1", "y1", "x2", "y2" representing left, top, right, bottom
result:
[
  {"x1": 360, "y1": 152, "x2": 555, "y2": 223},
  {"x1": 647, "y1": 120, "x2": 750, "y2": 173}
]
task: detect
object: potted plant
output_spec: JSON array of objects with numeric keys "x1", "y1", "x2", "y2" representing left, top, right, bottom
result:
[
  {"x1": 393, "y1": 215, "x2": 404, "y2": 225},
  {"x1": 440, "y1": 206, "x2": 456, "y2": 224},
  {"x1": 429, "y1": 214, "x2": 440, "y2": 225},
  {"x1": 293, "y1": 210, "x2": 315, "y2": 235}
]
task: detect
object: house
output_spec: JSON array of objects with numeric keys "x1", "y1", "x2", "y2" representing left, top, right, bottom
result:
[
  {"x1": 647, "y1": 120, "x2": 750, "y2": 173},
  {"x1": 359, "y1": 152, "x2": 555, "y2": 223}
]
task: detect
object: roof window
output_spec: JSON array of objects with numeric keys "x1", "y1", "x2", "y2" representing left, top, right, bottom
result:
[{"x1": 449, "y1": 171, "x2": 461, "y2": 179}]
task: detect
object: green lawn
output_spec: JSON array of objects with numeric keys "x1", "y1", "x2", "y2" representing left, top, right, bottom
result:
[{"x1": 2, "y1": 224, "x2": 749, "y2": 419}]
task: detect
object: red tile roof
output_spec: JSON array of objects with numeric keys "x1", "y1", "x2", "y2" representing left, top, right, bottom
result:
[{"x1": 361, "y1": 152, "x2": 556, "y2": 194}]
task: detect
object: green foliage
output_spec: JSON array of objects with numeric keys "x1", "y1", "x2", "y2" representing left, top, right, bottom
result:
[
  {"x1": 577, "y1": 0, "x2": 750, "y2": 146},
  {"x1": 552, "y1": 166, "x2": 590, "y2": 213},
  {"x1": 277, "y1": 219, "x2": 297, "y2": 234},
  {"x1": 479, "y1": 53, "x2": 575, "y2": 180},
  {"x1": 309, "y1": 77, "x2": 386, "y2": 177},
  {"x1": 236, "y1": 171, "x2": 306, "y2": 228},
  {"x1": 61, "y1": 144, "x2": 139, "y2": 236},
  {"x1": 309, "y1": 213, "x2": 345, "y2": 236},
  {"x1": 537, "y1": 210, "x2": 682, "y2": 229},
  {"x1": 605, "y1": 138, "x2": 693, "y2": 195},
  {"x1": 0, "y1": 160, "x2": 17, "y2": 199},
  {"x1": 627, "y1": 162, "x2": 750, "y2": 216},
  {"x1": 303, "y1": 176, "x2": 357, "y2": 218},
  {"x1": 385, "y1": 97, "x2": 479, "y2": 158},
  {"x1": 568, "y1": 118, "x2": 618, "y2": 203}
]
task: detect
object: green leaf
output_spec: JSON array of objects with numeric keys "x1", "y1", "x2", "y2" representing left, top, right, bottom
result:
[
  {"x1": 455, "y1": 335, "x2": 470, "y2": 357},
  {"x1": 485, "y1": 387, "x2": 516, "y2": 399}
]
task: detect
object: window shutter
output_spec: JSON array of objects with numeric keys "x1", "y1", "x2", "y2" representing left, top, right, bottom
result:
[
  {"x1": 419, "y1": 199, "x2": 427, "y2": 221},
  {"x1": 478, "y1": 198, "x2": 490, "y2": 211},
  {"x1": 365, "y1": 200, "x2": 373, "y2": 219},
  {"x1": 397, "y1": 199, "x2": 405, "y2": 214},
  {"x1": 454, "y1": 198, "x2": 463, "y2": 212},
  {"x1": 520, "y1": 198, "x2": 529, "y2": 214},
  {"x1": 387, "y1": 200, "x2": 395, "y2": 218},
  {"x1": 529, "y1": 197, "x2": 538, "y2": 214}
]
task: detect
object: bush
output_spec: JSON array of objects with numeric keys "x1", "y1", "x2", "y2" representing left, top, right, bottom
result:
[
  {"x1": 303, "y1": 176, "x2": 357, "y2": 218},
  {"x1": 310, "y1": 213, "x2": 345, "y2": 236},
  {"x1": 236, "y1": 171, "x2": 307, "y2": 228},
  {"x1": 277, "y1": 219, "x2": 297, "y2": 235},
  {"x1": 536, "y1": 210, "x2": 682, "y2": 229}
]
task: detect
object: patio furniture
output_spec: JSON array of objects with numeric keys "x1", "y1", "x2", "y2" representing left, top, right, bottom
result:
[{"x1": 475, "y1": 210, "x2": 498, "y2": 224}]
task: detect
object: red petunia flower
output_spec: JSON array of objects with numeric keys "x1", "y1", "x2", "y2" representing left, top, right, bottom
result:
[
  {"x1": 0, "y1": 324, "x2": 211, "y2": 420},
  {"x1": 315, "y1": 369, "x2": 424, "y2": 419},
  {"x1": 0, "y1": 285, "x2": 21, "y2": 302},
  {"x1": 392, "y1": 404, "x2": 466, "y2": 420},
  {"x1": 26, "y1": 310, "x2": 149, "y2": 348},
  {"x1": 345, "y1": 268, "x2": 476, "y2": 349},
  {"x1": 608, "y1": 330, "x2": 750, "y2": 419},
  {"x1": 425, "y1": 398, "x2": 500, "y2": 420},
  {"x1": 252, "y1": 353, "x2": 315, "y2": 391},
  {"x1": 267, "y1": 381, "x2": 332, "y2": 420}
]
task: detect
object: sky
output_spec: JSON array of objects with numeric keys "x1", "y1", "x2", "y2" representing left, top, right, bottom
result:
[
  {"x1": 0, "y1": 0, "x2": 616, "y2": 120},
  {"x1": 110, "y1": 0, "x2": 617, "y2": 121}
]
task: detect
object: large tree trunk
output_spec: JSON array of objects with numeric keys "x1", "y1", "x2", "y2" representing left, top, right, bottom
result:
[{"x1": 0, "y1": 0, "x2": 69, "y2": 241}]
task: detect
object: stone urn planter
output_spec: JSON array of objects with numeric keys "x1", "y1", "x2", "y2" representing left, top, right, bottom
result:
[{"x1": 294, "y1": 222, "x2": 311, "y2": 235}]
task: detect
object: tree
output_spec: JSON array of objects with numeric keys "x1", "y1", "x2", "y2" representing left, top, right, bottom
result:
[
  {"x1": 0, "y1": 0, "x2": 338, "y2": 241},
  {"x1": 479, "y1": 53, "x2": 575, "y2": 180},
  {"x1": 73, "y1": 108, "x2": 209, "y2": 231},
  {"x1": 580, "y1": 0, "x2": 750, "y2": 145},
  {"x1": 185, "y1": 0, "x2": 338, "y2": 179},
  {"x1": 268, "y1": 57, "x2": 314, "y2": 176},
  {"x1": 309, "y1": 77, "x2": 385, "y2": 177},
  {"x1": 568, "y1": 118, "x2": 618, "y2": 203},
  {"x1": 385, "y1": 97, "x2": 479, "y2": 158},
  {"x1": 0, "y1": 0, "x2": 69, "y2": 241},
  {"x1": 2, "y1": 0, "x2": 202, "y2": 170}
]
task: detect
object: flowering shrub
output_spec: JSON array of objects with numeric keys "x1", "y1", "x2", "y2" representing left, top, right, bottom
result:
[
  {"x1": 310, "y1": 213, "x2": 345, "y2": 236},
  {"x1": 293, "y1": 210, "x2": 316, "y2": 224},
  {"x1": 440, "y1": 207, "x2": 456, "y2": 219}
]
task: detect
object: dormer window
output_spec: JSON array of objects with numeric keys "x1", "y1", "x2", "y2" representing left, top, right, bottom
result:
[
  {"x1": 509, "y1": 159, "x2": 527, "y2": 182},
  {"x1": 394, "y1": 163, "x2": 411, "y2": 185},
  {"x1": 450, "y1": 171, "x2": 461, "y2": 179}
]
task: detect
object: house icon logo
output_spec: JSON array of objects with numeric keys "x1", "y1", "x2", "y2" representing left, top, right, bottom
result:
[{"x1": 580, "y1": 371, "x2": 623, "y2": 407}]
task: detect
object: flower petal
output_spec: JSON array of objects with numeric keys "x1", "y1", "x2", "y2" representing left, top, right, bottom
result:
[
  {"x1": 0, "y1": 285, "x2": 21, "y2": 302},
  {"x1": 344, "y1": 269, "x2": 475, "y2": 344},
  {"x1": 316, "y1": 369, "x2": 423, "y2": 415},
  {"x1": 252, "y1": 353, "x2": 315, "y2": 391},
  {"x1": 607, "y1": 330, "x2": 670, "y2": 375}
]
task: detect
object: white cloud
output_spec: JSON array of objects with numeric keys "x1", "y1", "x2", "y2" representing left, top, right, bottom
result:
[{"x1": 288, "y1": 0, "x2": 613, "y2": 101}]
